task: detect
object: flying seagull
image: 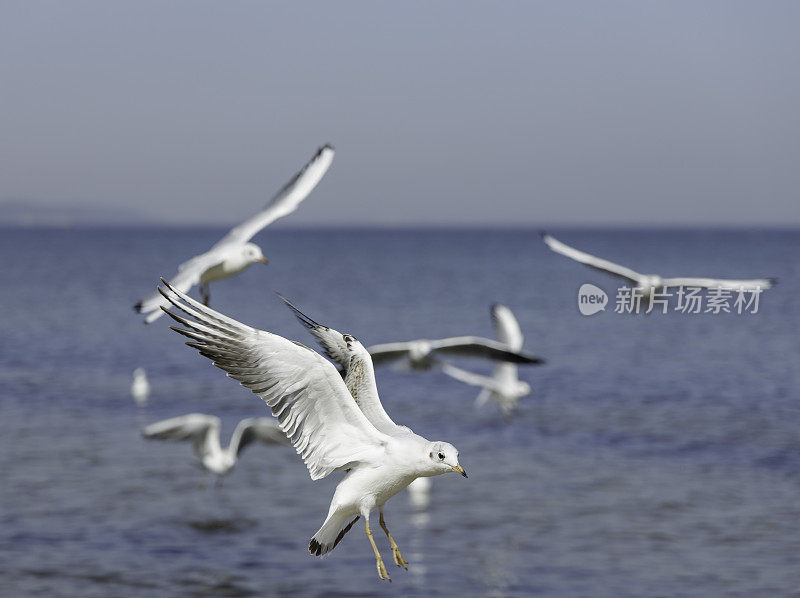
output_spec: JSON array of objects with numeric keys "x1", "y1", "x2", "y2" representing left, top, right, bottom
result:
[
  {"x1": 441, "y1": 304, "x2": 533, "y2": 417},
  {"x1": 131, "y1": 367, "x2": 151, "y2": 406},
  {"x1": 542, "y1": 233, "x2": 775, "y2": 302},
  {"x1": 134, "y1": 144, "x2": 334, "y2": 323},
  {"x1": 158, "y1": 280, "x2": 468, "y2": 581},
  {"x1": 367, "y1": 333, "x2": 545, "y2": 371},
  {"x1": 142, "y1": 413, "x2": 289, "y2": 477}
]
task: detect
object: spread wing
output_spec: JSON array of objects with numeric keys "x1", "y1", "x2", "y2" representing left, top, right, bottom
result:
[
  {"x1": 133, "y1": 252, "x2": 222, "y2": 324},
  {"x1": 660, "y1": 277, "x2": 776, "y2": 290},
  {"x1": 278, "y1": 294, "x2": 405, "y2": 436},
  {"x1": 366, "y1": 342, "x2": 415, "y2": 367},
  {"x1": 141, "y1": 413, "x2": 220, "y2": 460},
  {"x1": 542, "y1": 233, "x2": 643, "y2": 283},
  {"x1": 441, "y1": 363, "x2": 502, "y2": 392},
  {"x1": 210, "y1": 145, "x2": 335, "y2": 250},
  {"x1": 230, "y1": 417, "x2": 291, "y2": 457},
  {"x1": 158, "y1": 279, "x2": 389, "y2": 480},
  {"x1": 429, "y1": 336, "x2": 544, "y2": 364},
  {"x1": 491, "y1": 304, "x2": 523, "y2": 351}
]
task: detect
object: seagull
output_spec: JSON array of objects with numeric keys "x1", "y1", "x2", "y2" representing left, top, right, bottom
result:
[
  {"x1": 142, "y1": 413, "x2": 289, "y2": 477},
  {"x1": 367, "y1": 334, "x2": 545, "y2": 371},
  {"x1": 134, "y1": 144, "x2": 334, "y2": 323},
  {"x1": 542, "y1": 232, "x2": 775, "y2": 302},
  {"x1": 441, "y1": 304, "x2": 533, "y2": 417},
  {"x1": 131, "y1": 367, "x2": 151, "y2": 406},
  {"x1": 158, "y1": 280, "x2": 467, "y2": 581}
]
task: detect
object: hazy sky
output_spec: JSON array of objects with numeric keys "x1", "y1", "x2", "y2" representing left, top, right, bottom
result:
[{"x1": 1, "y1": 1, "x2": 798, "y2": 226}]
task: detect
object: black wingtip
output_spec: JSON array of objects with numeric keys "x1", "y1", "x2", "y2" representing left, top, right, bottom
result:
[
  {"x1": 539, "y1": 230, "x2": 548, "y2": 239},
  {"x1": 133, "y1": 301, "x2": 143, "y2": 313},
  {"x1": 768, "y1": 277, "x2": 779, "y2": 286}
]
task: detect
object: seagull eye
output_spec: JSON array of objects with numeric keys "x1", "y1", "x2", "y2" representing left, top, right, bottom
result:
[{"x1": 438, "y1": 452, "x2": 444, "y2": 460}]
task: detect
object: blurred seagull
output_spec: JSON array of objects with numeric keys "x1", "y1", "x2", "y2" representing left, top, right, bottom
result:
[
  {"x1": 158, "y1": 280, "x2": 467, "y2": 581},
  {"x1": 542, "y1": 233, "x2": 775, "y2": 302},
  {"x1": 134, "y1": 144, "x2": 334, "y2": 323},
  {"x1": 441, "y1": 304, "x2": 533, "y2": 417},
  {"x1": 367, "y1": 333, "x2": 545, "y2": 371},
  {"x1": 142, "y1": 413, "x2": 288, "y2": 477},
  {"x1": 131, "y1": 367, "x2": 150, "y2": 406}
]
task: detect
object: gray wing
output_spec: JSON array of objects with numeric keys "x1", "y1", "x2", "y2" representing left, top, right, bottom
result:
[
  {"x1": 542, "y1": 233, "x2": 643, "y2": 284},
  {"x1": 230, "y1": 418, "x2": 291, "y2": 457},
  {"x1": 429, "y1": 336, "x2": 544, "y2": 365},
  {"x1": 660, "y1": 276, "x2": 776, "y2": 290},
  {"x1": 158, "y1": 279, "x2": 390, "y2": 480},
  {"x1": 210, "y1": 145, "x2": 335, "y2": 250},
  {"x1": 366, "y1": 343, "x2": 414, "y2": 367},
  {"x1": 141, "y1": 413, "x2": 220, "y2": 460}
]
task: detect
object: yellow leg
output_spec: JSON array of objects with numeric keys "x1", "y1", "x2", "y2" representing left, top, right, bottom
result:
[
  {"x1": 365, "y1": 518, "x2": 391, "y2": 581},
  {"x1": 379, "y1": 511, "x2": 408, "y2": 570}
]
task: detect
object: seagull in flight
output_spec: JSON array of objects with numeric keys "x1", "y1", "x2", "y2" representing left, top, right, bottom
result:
[
  {"x1": 542, "y1": 232, "x2": 775, "y2": 302},
  {"x1": 158, "y1": 280, "x2": 468, "y2": 581},
  {"x1": 142, "y1": 414, "x2": 289, "y2": 478},
  {"x1": 134, "y1": 144, "x2": 334, "y2": 323},
  {"x1": 441, "y1": 304, "x2": 534, "y2": 417}
]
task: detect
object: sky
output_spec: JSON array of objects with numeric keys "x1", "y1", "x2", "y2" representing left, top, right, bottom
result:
[{"x1": 1, "y1": 1, "x2": 798, "y2": 227}]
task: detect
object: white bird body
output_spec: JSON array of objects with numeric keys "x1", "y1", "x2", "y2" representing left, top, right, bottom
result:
[
  {"x1": 131, "y1": 368, "x2": 150, "y2": 406},
  {"x1": 142, "y1": 413, "x2": 288, "y2": 476},
  {"x1": 134, "y1": 145, "x2": 334, "y2": 323},
  {"x1": 441, "y1": 304, "x2": 534, "y2": 416},
  {"x1": 541, "y1": 233, "x2": 775, "y2": 300},
  {"x1": 158, "y1": 282, "x2": 466, "y2": 580}
]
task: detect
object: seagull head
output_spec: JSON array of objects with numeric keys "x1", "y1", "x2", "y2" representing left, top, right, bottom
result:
[
  {"x1": 424, "y1": 441, "x2": 467, "y2": 478},
  {"x1": 242, "y1": 243, "x2": 269, "y2": 265}
]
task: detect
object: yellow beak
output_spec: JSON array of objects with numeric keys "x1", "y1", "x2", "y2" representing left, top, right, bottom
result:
[
  {"x1": 451, "y1": 464, "x2": 468, "y2": 478},
  {"x1": 258, "y1": 257, "x2": 268, "y2": 264}
]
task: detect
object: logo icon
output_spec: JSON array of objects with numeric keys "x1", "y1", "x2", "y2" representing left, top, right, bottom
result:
[{"x1": 578, "y1": 283, "x2": 607, "y2": 316}]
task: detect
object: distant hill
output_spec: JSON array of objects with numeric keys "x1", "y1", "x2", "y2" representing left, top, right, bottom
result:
[{"x1": 0, "y1": 199, "x2": 157, "y2": 227}]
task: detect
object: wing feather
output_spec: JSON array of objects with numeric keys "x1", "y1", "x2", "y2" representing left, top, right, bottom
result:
[
  {"x1": 158, "y1": 279, "x2": 388, "y2": 480},
  {"x1": 542, "y1": 233, "x2": 643, "y2": 283},
  {"x1": 211, "y1": 145, "x2": 335, "y2": 249}
]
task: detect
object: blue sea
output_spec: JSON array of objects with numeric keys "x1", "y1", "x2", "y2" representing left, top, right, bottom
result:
[{"x1": 1, "y1": 227, "x2": 799, "y2": 597}]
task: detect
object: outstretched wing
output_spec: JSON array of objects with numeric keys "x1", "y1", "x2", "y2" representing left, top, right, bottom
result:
[
  {"x1": 491, "y1": 304, "x2": 524, "y2": 351},
  {"x1": 158, "y1": 279, "x2": 389, "y2": 480},
  {"x1": 142, "y1": 413, "x2": 220, "y2": 460},
  {"x1": 441, "y1": 363, "x2": 502, "y2": 392},
  {"x1": 429, "y1": 336, "x2": 544, "y2": 364},
  {"x1": 278, "y1": 294, "x2": 404, "y2": 436},
  {"x1": 542, "y1": 233, "x2": 643, "y2": 284},
  {"x1": 133, "y1": 252, "x2": 222, "y2": 324},
  {"x1": 366, "y1": 342, "x2": 414, "y2": 367},
  {"x1": 211, "y1": 145, "x2": 335, "y2": 249},
  {"x1": 660, "y1": 276, "x2": 775, "y2": 291},
  {"x1": 230, "y1": 417, "x2": 291, "y2": 457}
]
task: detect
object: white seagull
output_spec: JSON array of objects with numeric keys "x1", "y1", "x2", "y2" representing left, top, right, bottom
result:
[
  {"x1": 134, "y1": 144, "x2": 334, "y2": 323},
  {"x1": 542, "y1": 233, "x2": 775, "y2": 301},
  {"x1": 367, "y1": 334, "x2": 545, "y2": 371},
  {"x1": 441, "y1": 304, "x2": 533, "y2": 417},
  {"x1": 131, "y1": 367, "x2": 151, "y2": 406},
  {"x1": 142, "y1": 413, "x2": 289, "y2": 477},
  {"x1": 158, "y1": 280, "x2": 467, "y2": 581}
]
